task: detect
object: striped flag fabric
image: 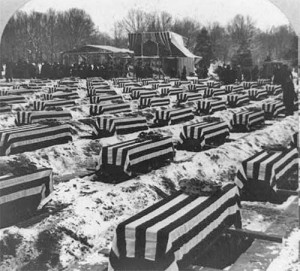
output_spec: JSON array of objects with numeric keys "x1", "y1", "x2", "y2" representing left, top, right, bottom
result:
[
  {"x1": 211, "y1": 88, "x2": 226, "y2": 97},
  {"x1": 188, "y1": 84, "x2": 207, "y2": 92},
  {"x1": 119, "y1": 81, "x2": 133, "y2": 88},
  {"x1": 167, "y1": 88, "x2": 184, "y2": 96},
  {"x1": 45, "y1": 99, "x2": 76, "y2": 108},
  {"x1": 30, "y1": 111, "x2": 72, "y2": 123},
  {"x1": 196, "y1": 99, "x2": 227, "y2": 115},
  {"x1": 0, "y1": 168, "x2": 53, "y2": 228},
  {"x1": 12, "y1": 85, "x2": 20, "y2": 89},
  {"x1": 230, "y1": 110, "x2": 265, "y2": 131},
  {"x1": 27, "y1": 83, "x2": 42, "y2": 90},
  {"x1": 8, "y1": 88, "x2": 35, "y2": 95},
  {"x1": 48, "y1": 87, "x2": 56, "y2": 93},
  {"x1": 169, "y1": 78, "x2": 180, "y2": 85},
  {"x1": 177, "y1": 92, "x2": 202, "y2": 104},
  {"x1": 99, "y1": 137, "x2": 174, "y2": 176},
  {"x1": 109, "y1": 183, "x2": 241, "y2": 271},
  {"x1": 89, "y1": 103, "x2": 131, "y2": 116},
  {"x1": 262, "y1": 101, "x2": 285, "y2": 118},
  {"x1": 15, "y1": 111, "x2": 31, "y2": 126},
  {"x1": 243, "y1": 81, "x2": 258, "y2": 89},
  {"x1": 0, "y1": 124, "x2": 72, "y2": 156},
  {"x1": 93, "y1": 116, "x2": 148, "y2": 136},
  {"x1": 265, "y1": 85, "x2": 282, "y2": 96},
  {"x1": 42, "y1": 94, "x2": 53, "y2": 100},
  {"x1": 248, "y1": 89, "x2": 268, "y2": 100},
  {"x1": 0, "y1": 103, "x2": 11, "y2": 114},
  {"x1": 128, "y1": 33, "x2": 139, "y2": 50},
  {"x1": 224, "y1": 85, "x2": 234, "y2": 93},
  {"x1": 139, "y1": 97, "x2": 170, "y2": 108},
  {"x1": 179, "y1": 121, "x2": 230, "y2": 147},
  {"x1": 224, "y1": 84, "x2": 244, "y2": 93},
  {"x1": 159, "y1": 83, "x2": 172, "y2": 88},
  {"x1": 257, "y1": 79, "x2": 271, "y2": 86},
  {"x1": 227, "y1": 94, "x2": 250, "y2": 107},
  {"x1": 90, "y1": 95, "x2": 123, "y2": 104},
  {"x1": 154, "y1": 108, "x2": 194, "y2": 125},
  {"x1": 206, "y1": 81, "x2": 221, "y2": 88},
  {"x1": 52, "y1": 91, "x2": 80, "y2": 100},
  {"x1": 124, "y1": 87, "x2": 144, "y2": 94},
  {"x1": 198, "y1": 79, "x2": 209, "y2": 84},
  {"x1": 0, "y1": 89, "x2": 9, "y2": 96},
  {"x1": 131, "y1": 89, "x2": 157, "y2": 99},
  {"x1": 174, "y1": 81, "x2": 181, "y2": 87},
  {"x1": 15, "y1": 111, "x2": 72, "y2": 126},
  {"x1": 160, "y1": 88, "x2": 170, "y2": 96},
  {"x1": 235, "y1": 148, "x2": 298, "y2": 190},
  {"x1": 152, "y1": 83, "x2": 160, "y2": 90},
  {"x1": 0, "y1": 95, "x2": 26, "y2": 104},
  {"x1": 123, "y1": 86, "x2": 132, "y2": 93},
  {"x1": 87, "y1": 88, "x2": 116, "y2": 96},
  {"x1": 203, "y1": 88, "x2": 214, "y2": 98},
  {"x1": 187, "y1": 77, "x2": 199, "y2": 84},
  {"x1": 154, "y1": 31, "x2": 171, "y2": 51}
]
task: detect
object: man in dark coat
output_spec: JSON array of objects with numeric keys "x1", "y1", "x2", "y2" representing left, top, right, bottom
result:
[
  {"x1": 280, "y1": 65, "x2": 297, "y2": 116},
  {"x1": 5, "y1": 61, "x2": 13, "y2": 82}
]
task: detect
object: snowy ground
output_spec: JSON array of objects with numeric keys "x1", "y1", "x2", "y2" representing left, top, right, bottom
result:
[{"x1": 0, "y1": 79, "x2": 299, "y2": 270}]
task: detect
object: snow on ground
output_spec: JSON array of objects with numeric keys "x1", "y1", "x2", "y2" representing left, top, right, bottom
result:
[
  {"x1": 0, "y1": 113, "x2": 297, "y2": 270},
  {"x1": 267, "y1": 228, "x2": 300, "y2": 271},
  {"x1": 0, "y1": 80, "x2": 298, "y2": 270}
]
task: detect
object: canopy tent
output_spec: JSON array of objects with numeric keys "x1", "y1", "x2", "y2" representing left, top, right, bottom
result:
[
  {"x1": 128, "y1": 31, "x2": 201, "y2": 76},
  {"x1": 62, "y1": 45, "x2": 134, "y2": 65}
]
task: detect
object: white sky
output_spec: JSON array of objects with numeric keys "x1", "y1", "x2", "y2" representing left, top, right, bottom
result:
[{"x1": 20, "y1": 0, "x2": 290, "y2": 36}]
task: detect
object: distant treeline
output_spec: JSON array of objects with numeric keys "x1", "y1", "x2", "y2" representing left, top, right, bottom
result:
[{"x1": 0, "y1": 8, "x2": 297, "y2": 67}]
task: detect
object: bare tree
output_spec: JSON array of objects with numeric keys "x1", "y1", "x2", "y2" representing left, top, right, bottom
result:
[
  {"x1": 120, "y1": 9, "x2": 153, "y2": 33},
  {"x1": 227, "y1": 14, "x2": 256, "y2": 49},
  {"x1": 171, "y1": 17, "x2": 201, "y2": 50},
  {"x1": 57, "y1": 8, "x2": 96, "y2": 50},
  {"x1": 208, "y1": 22, "x2": 231, "y2": 62}
]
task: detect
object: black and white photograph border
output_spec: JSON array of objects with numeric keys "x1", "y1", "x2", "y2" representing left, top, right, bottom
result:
[{"x1": 0, "y1": 0, "x2": 299, "y2": 270}]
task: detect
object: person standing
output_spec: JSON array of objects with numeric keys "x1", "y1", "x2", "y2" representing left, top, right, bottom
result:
[
  {"x1": 280, "y1": 65, "x2": 297, "y2": 116},
  {"x1": 5, "y1": 61, "x2": 13, "y2": 82},
  {"x1": 181, "y1": 66, "x2": 187, "y2": 80}
]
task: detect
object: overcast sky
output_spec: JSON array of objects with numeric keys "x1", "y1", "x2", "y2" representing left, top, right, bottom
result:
[{"x1": 20, "y1": 0, "x2": 290, "y2": 36}]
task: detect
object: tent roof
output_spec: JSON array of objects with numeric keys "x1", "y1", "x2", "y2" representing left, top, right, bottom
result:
[
  {"x1": 128, "y1": 31, "x2": 201, "y2": 59},
  {"x1": 169, "y1": 32, "x2": 201, "y2": 58},
  {"x1": 64, "y1": 45, "x2": 134, "y2": 54}
]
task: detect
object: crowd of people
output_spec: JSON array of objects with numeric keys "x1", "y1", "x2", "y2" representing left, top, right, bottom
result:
[
  {"x1": 2, "y1": 59, "x2": 133, "y2": 82},
  {"x1": 212, "y1": 64, "x2": 260, "y2": 84},
  {"x1": 1, "y1": 58, "x2": 297, "y2": 117}
]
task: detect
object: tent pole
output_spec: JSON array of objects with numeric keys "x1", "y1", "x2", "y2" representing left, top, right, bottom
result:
[{"x1": 141, "y1": 33, "x2": 143, "y2": 59}]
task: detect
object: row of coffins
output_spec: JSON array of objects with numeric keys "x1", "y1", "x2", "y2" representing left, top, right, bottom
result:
[
  {"x1": 0, "y1": 79, "x2": 78, "y2": 228},
  {"x1": 87, "y1": 93, "x2": 281, "y2": 119},
  {"x1": 107, "y1": 131, "x2": 298, "y2": 270},
  {"x1": 90, "y1": 106, "x2": 268, "y2": 139},
  {"x1": 0, "y1": 78, "x2": 281, "y2": 117},
  {"x1": 96, "y1": 119, "x2": 227, "y2": 180},
  {"x1": 95, "y1": 112, "x2": 299, "y2": 183}
]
